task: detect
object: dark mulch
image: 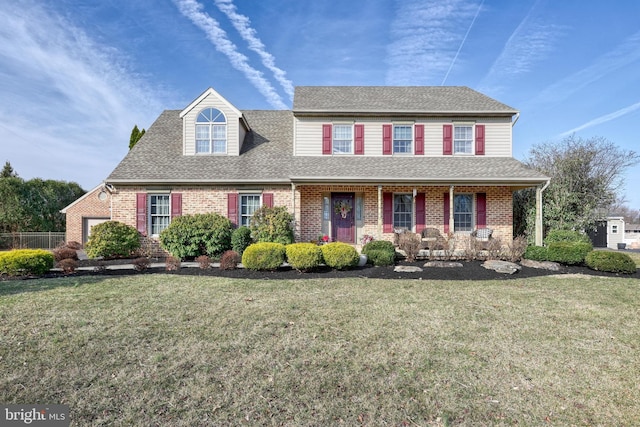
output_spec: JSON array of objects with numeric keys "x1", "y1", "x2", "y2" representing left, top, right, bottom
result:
[{"x1": 5, "y1": 258, "x2": 638, "y2": 282}]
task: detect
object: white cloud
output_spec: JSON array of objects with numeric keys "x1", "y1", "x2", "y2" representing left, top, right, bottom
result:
[
  {"x1": 173, "y1": 0, "x2": 288, "y2": 109},
  {"x1": 559, "y1": 100, "x2": 640, "y2": 137},
  {"x1": 214, "y1": 0, "x2": 294, "y2": 100},
  {"x1": 0, "y1": 1, "x2": 163, "y2": 189},
  {"x1": 386, "y1": 0, "x2": 481, "y2": 85}
]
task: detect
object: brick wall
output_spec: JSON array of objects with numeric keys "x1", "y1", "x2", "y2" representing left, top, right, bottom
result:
[{"x1": 64, "y1": 186, "x2": 111, "y2": 244}]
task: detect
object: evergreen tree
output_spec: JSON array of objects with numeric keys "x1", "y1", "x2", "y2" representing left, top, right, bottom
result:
[
  {"x1": 1, "y1": 161, "x2": 17, "y2": 178},
  {"x1": 129, "y1": 125, "x2": 146, "y2": 150}
]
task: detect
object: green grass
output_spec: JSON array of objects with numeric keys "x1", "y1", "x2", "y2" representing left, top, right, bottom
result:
[{"x1": 1, "y1": 274, "x2": 639, "y2": 426}]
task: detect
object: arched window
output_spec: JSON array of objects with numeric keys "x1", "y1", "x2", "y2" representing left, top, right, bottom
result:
[{"x1": 195, "y1": 108, "x2": 226, "y2": 154}]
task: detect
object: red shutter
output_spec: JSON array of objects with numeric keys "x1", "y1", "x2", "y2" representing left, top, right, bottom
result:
[
  {"x1": 414, "y1": 124, "x2": 424, "y2": 155},
  {"x1": 443, "y1": 192, "x2": 450, "y2": 233},
  {"x1": 322, "y1": 124, "x2": 332, "y2": 155},
  {"x1": 415, "y1": 192, "x2": 425, "y2": 233},
  {"x1": 354, "y1": 124, "x2": 364, "y2": 155},
  {"x1": 170, "y1": 193, "x2": 182, "y2": 218},
  {"x1": 476, "y1": 193, "x2": 487, "y2": 228},
  {"x1": 136, "y1": 193, "x2": 147, "y2": 236},
  {"x1": 443, "y1": 124, "x2": 453, "y2": 155},
  {"x1": 475, "y1": 124, "x2": 485, "y2": 155},
  {"x1": 262, "y1": 193, "x2": 274, "y2": 208},
  {"x1": 383, "y1": 192, "x2": 393, "y2": 233},
  {"x1": 227, "y1": 193, "x2": 238, "y2": 226},
  {"x1": 382, "y1": 124, "x2": 392, "y2": 155}
]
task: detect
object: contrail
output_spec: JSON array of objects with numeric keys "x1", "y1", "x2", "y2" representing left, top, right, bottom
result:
[{"x1": 441, "y1": 0, "x2": 484, "y2": 85}]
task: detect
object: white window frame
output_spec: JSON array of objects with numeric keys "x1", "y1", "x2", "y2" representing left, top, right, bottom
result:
[
  {"x1": 195, "y1": 108, "x2": 227, "y2": 155},
  {"x1": 453, "y1": 124, "x2": 474, "y2": 155},
  {"x1": 332, "y1": 124, "x2": 353, "y2": 154},
  {"x1": 453, "y1": 194, "x2": 473, "y2": 232},
  {"x1": 149, "y1": 194, "x2": 171, "y2": 236},
  {"x1": 240, "y1": 194, "x2": 262, "y2": 227},
  {"x1": 393, "y1": 193, "x2": 413, "y2": 230},
  {"x1": 393, "y1": 124, "x2": 413, "y2": 154}
]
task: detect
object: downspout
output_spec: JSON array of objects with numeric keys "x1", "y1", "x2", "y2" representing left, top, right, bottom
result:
[
  {"x1": 535, "y1": 179, "x2": 550, "y2": 246},
  {"x1": 512, "y1": 112, "x2": 520, "y2": 127},
  {"x1": 449, "y1": 185, "x2": 455, "y2": 234},
  {"x1": 291, "y1": 183, "x2": 297, "y2": 241}
]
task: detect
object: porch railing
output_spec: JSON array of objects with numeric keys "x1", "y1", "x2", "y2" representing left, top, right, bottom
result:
[{"x1": 0, "y1": 232, "x2": 66, "y2": 250}]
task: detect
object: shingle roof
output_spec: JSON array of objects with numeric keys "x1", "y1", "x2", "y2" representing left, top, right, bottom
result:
[
  {"x1": 107, "y1": 109, "x2": 548, "y2": 186},
  {"x1": 293, "y1": 86, "x2": 518, "y2": 115}
]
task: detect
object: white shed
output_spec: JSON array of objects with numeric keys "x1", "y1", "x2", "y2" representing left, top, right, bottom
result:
[{"x1": 606, "y1": 217, "x2": 625, "y2": 249}]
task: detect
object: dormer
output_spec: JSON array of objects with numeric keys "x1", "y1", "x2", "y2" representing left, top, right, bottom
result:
[{"x1": 179, "y1": 87, "x2": 250, "y2": 156}]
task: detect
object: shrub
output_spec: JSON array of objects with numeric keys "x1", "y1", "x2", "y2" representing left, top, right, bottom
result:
[
  {"x1": 502, "y1": 235, "x2": 528, "y2": 262},
  {"x1": 585, "y1": 251, "x2": 636, "y2": 274},
  {"x1": 364, "y1": 249, "x2": 396, "y2": 266},
  {"x1": 0, "y1": 249, "x2": 54, "y2": 276},
  {"x1": 165, "y1": 256, "x2": 181, "y2": 271},
  {"x1": 57, "y1": 258, "x2": 78, "y2": 273},
  {"x1": 362, "y1": 240, "x2": 396, "y2": 266},
  {"x1": 398, "y1": 232, "x2": 421, "y2": 262},
  {"x1": 544, "y1": 230, "x2": 591, "y2": 245},
  {"x1": 285, "y1": 243, "x2": 323, "y2": 272},
  {"x1": 85, "y1": 221, "x2": 141, "y2": 259},
  {"x1": 132, "y1": 257, "x2": 150, "y2": 271},
  {"x1": 196, "y1": 255, "x2": 211, "y2": 269},
  {"x1": 242, "y1": 243, "x2": 286, "y2": 271},
  {"x1": 159, "y1": 213, "x2": 233, "y2": 259},
  {"x1": 547, "y1": 242, "x2": 592, "y2": 265},
  {"x1": 219, "y1": 250, "x2": 241, "y2": 270},
  {"x1": 65, "y1": 241, "x2": 83, "y2": 250},
  {"x1": 53, "y1": 246, "x2": 79, "y2": 262},
  {"x1": 249, "y1": 206, "x2": 294, "y2": 245},
  {"x1": 320, "y1": 242, "x2": 359, "y2": 270},
  {"x1": 231, "y1": 226, "x2": 253, "y2": 255},
  {"x1": 524, "y1": 245, "x2": 548, "y2": 261}
]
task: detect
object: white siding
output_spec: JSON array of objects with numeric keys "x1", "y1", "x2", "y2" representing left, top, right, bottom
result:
[
  {"x1": 294, "y1": 116, "x2": 513, "y2": 157},
  {"x1": 182, "y1": 91, "x2": 242, "y2": 156}
]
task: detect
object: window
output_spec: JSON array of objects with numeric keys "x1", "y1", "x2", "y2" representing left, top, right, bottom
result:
[
  {"x1": 612, "y1": 225, "x2": 618, "y2": 234},
  {"x1": 454, "y1": 125, "x2": 473, "y2": 154},
  {"x1": 333, "y1": 125, "x2": 352, "y2": 154},
  {"x1": 149, "y1": 194, "x2": 170, "y2": 236},
  {"x1": 195, "y1": 108, "x2": 226, "y2": 154},
  {"x1": 393, "y1": 194, "x2": 412, "y2": 229},
  {"x1": 454, "y1": 194, "x2": 473, "y2": 231},
  {"x1": 393, "y1": 125, "x2": 412, "y2": 154},
  {"x1": 240, "y1": 194, "x2": 261, "y2": 227}
]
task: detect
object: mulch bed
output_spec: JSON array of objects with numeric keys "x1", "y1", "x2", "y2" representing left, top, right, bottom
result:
[{"x1": 6, "y1": 258, "x2": 637, "y2": 282}]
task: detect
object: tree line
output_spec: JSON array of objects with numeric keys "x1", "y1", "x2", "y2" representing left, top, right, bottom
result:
[{"x1": 0, "y1": 162, "x2": 85, "y2": 232}]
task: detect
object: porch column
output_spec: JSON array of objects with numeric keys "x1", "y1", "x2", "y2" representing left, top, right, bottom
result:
[
  {"x1": 535, "y1": 185, "x2": 543, "y2": 246},
  {"x1": 449, "y1": 185, "x2": 455, "y2": 234},
  {"x1": 291, "y1": 183, "x2": 298, "y2": 241},
  {"x1": 377, "y1": 185, "x2": 383, "y2": 238}
]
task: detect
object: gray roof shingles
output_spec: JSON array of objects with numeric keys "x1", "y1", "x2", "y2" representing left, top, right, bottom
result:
[{"x1": 107, "y1": 108, "x2": 548, "y2": 186}]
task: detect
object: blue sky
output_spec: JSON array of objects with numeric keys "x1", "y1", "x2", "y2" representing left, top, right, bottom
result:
[{"x1": 1, "y1": 0, "x2": 639, "y2": 209}]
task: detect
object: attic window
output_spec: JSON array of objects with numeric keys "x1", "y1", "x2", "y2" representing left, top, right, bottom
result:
[{"x1": 196, "y1": 108, "x2": 226, "y2": 154}]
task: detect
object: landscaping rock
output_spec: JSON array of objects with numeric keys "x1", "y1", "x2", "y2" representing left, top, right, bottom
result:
[
  {"x1": 424, "y1": 261, "x2": 464, "y2": 268},
  {"x1": 394, "y1": 265, "x2": 423, "y2": 273},
  {"x1": 520, "y1": 259, "x2": 562, "y2": 271},
  {"x1": 482, "y1": 260, "x2": 521, "y2": 274}
]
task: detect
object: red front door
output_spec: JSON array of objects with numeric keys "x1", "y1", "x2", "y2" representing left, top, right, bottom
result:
[{"x1": 331, "y1": 193, "x2": 355, "y2": 243}]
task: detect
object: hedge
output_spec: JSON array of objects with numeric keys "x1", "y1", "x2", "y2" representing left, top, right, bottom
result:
[
  {"x1": 585, "y1": 251, "x2": 636, "y2": 274},
  {"x1": 362, "y1": 240, "x2": 396, "y2": 266},
  {"x1": 241, "y1": 242, "x2": 286, "y2": 271},
  {"x1": 0, "y1": 249, "x2": 54, "y2": 276},
  {"x1": 159, "y1": 213, "x2": 233, "y2": 259},
  {"x1": 546, "y1": 242, "x2": 592, "y2": 265},
  {"x1": 285, "y1": 243, "x2": 323, "y2": 272},
  {"x1": 85, "y1": 221, "x2": 141, "y2": 259},
  {"x1": 320, "y1": 242, "x2": 359, "y2": 270}
]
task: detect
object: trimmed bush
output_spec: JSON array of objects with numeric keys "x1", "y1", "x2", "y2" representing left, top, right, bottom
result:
[
  {"x1": 57, "y1": 258, "x2": 78, "y2": 273},
  {"x1": 85, "y1": 221, "x2": 141, "y2": 259},
  {"x1": 249, "y1": 206, "x2": 295, "y2": 245},
  {"x1": 132, "y1": 257, "x2": 150, "y2": 271},
  {"x1": 364, "y1": 248, "x2": 396, "y2": 266},
  {"x1": 362, "y1": 240, "x2": 396, "y2": 266},
  {"x1": 398, "y1": 232, "x2": 421, "y2": 262},
  {"x1": 523, "y1": 245, "x2": 548, "y2": 261},
  {"x1": 242, "y1": 242, "x2": 286, "y2": 271},
  {"x1": 0, "y1": 249, "x2": 54, "y2": 276},
  {"x1": 547, "y1": 242, "x2": 592, "y2": 265},
  {"x1": 285, "y1": 243, "x2": 323, "y2": 272},
  {"x1": 219, "y1": 250, "x2": 241, "y2": 270},
  {"x1": 320, "y1": 242, "x2": 359, "y2": 270},
  {"x1": 165, "y1": 256, "x2": 181, "y2": 271},
  {"x1": 585, "y1": 251, "x2": 636, "y2": 274},
  {"x1": 231, "y1": 226, "x2": 253, "y2": 255},
  {"x1": 196, "y1": 255, "x2": 211, "y2": 269},
  {"x1": 159, "y1": 213, "x2": 233, "y2": 259},
  {"x1": 53, "y1": 246, "x2": 78, "y2": 262},
  {"x1": 544, "y1": 230, "x2": 591, "y2": 245}
]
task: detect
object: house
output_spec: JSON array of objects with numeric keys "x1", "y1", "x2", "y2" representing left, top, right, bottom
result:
[{"x1": 63, "y1": 86, "x2": 550, "y2": 250}]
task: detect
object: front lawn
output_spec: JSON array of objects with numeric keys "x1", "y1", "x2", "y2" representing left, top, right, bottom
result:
[{"x1": 1, "y1": 275, "x2": 639, "y2": 426}]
